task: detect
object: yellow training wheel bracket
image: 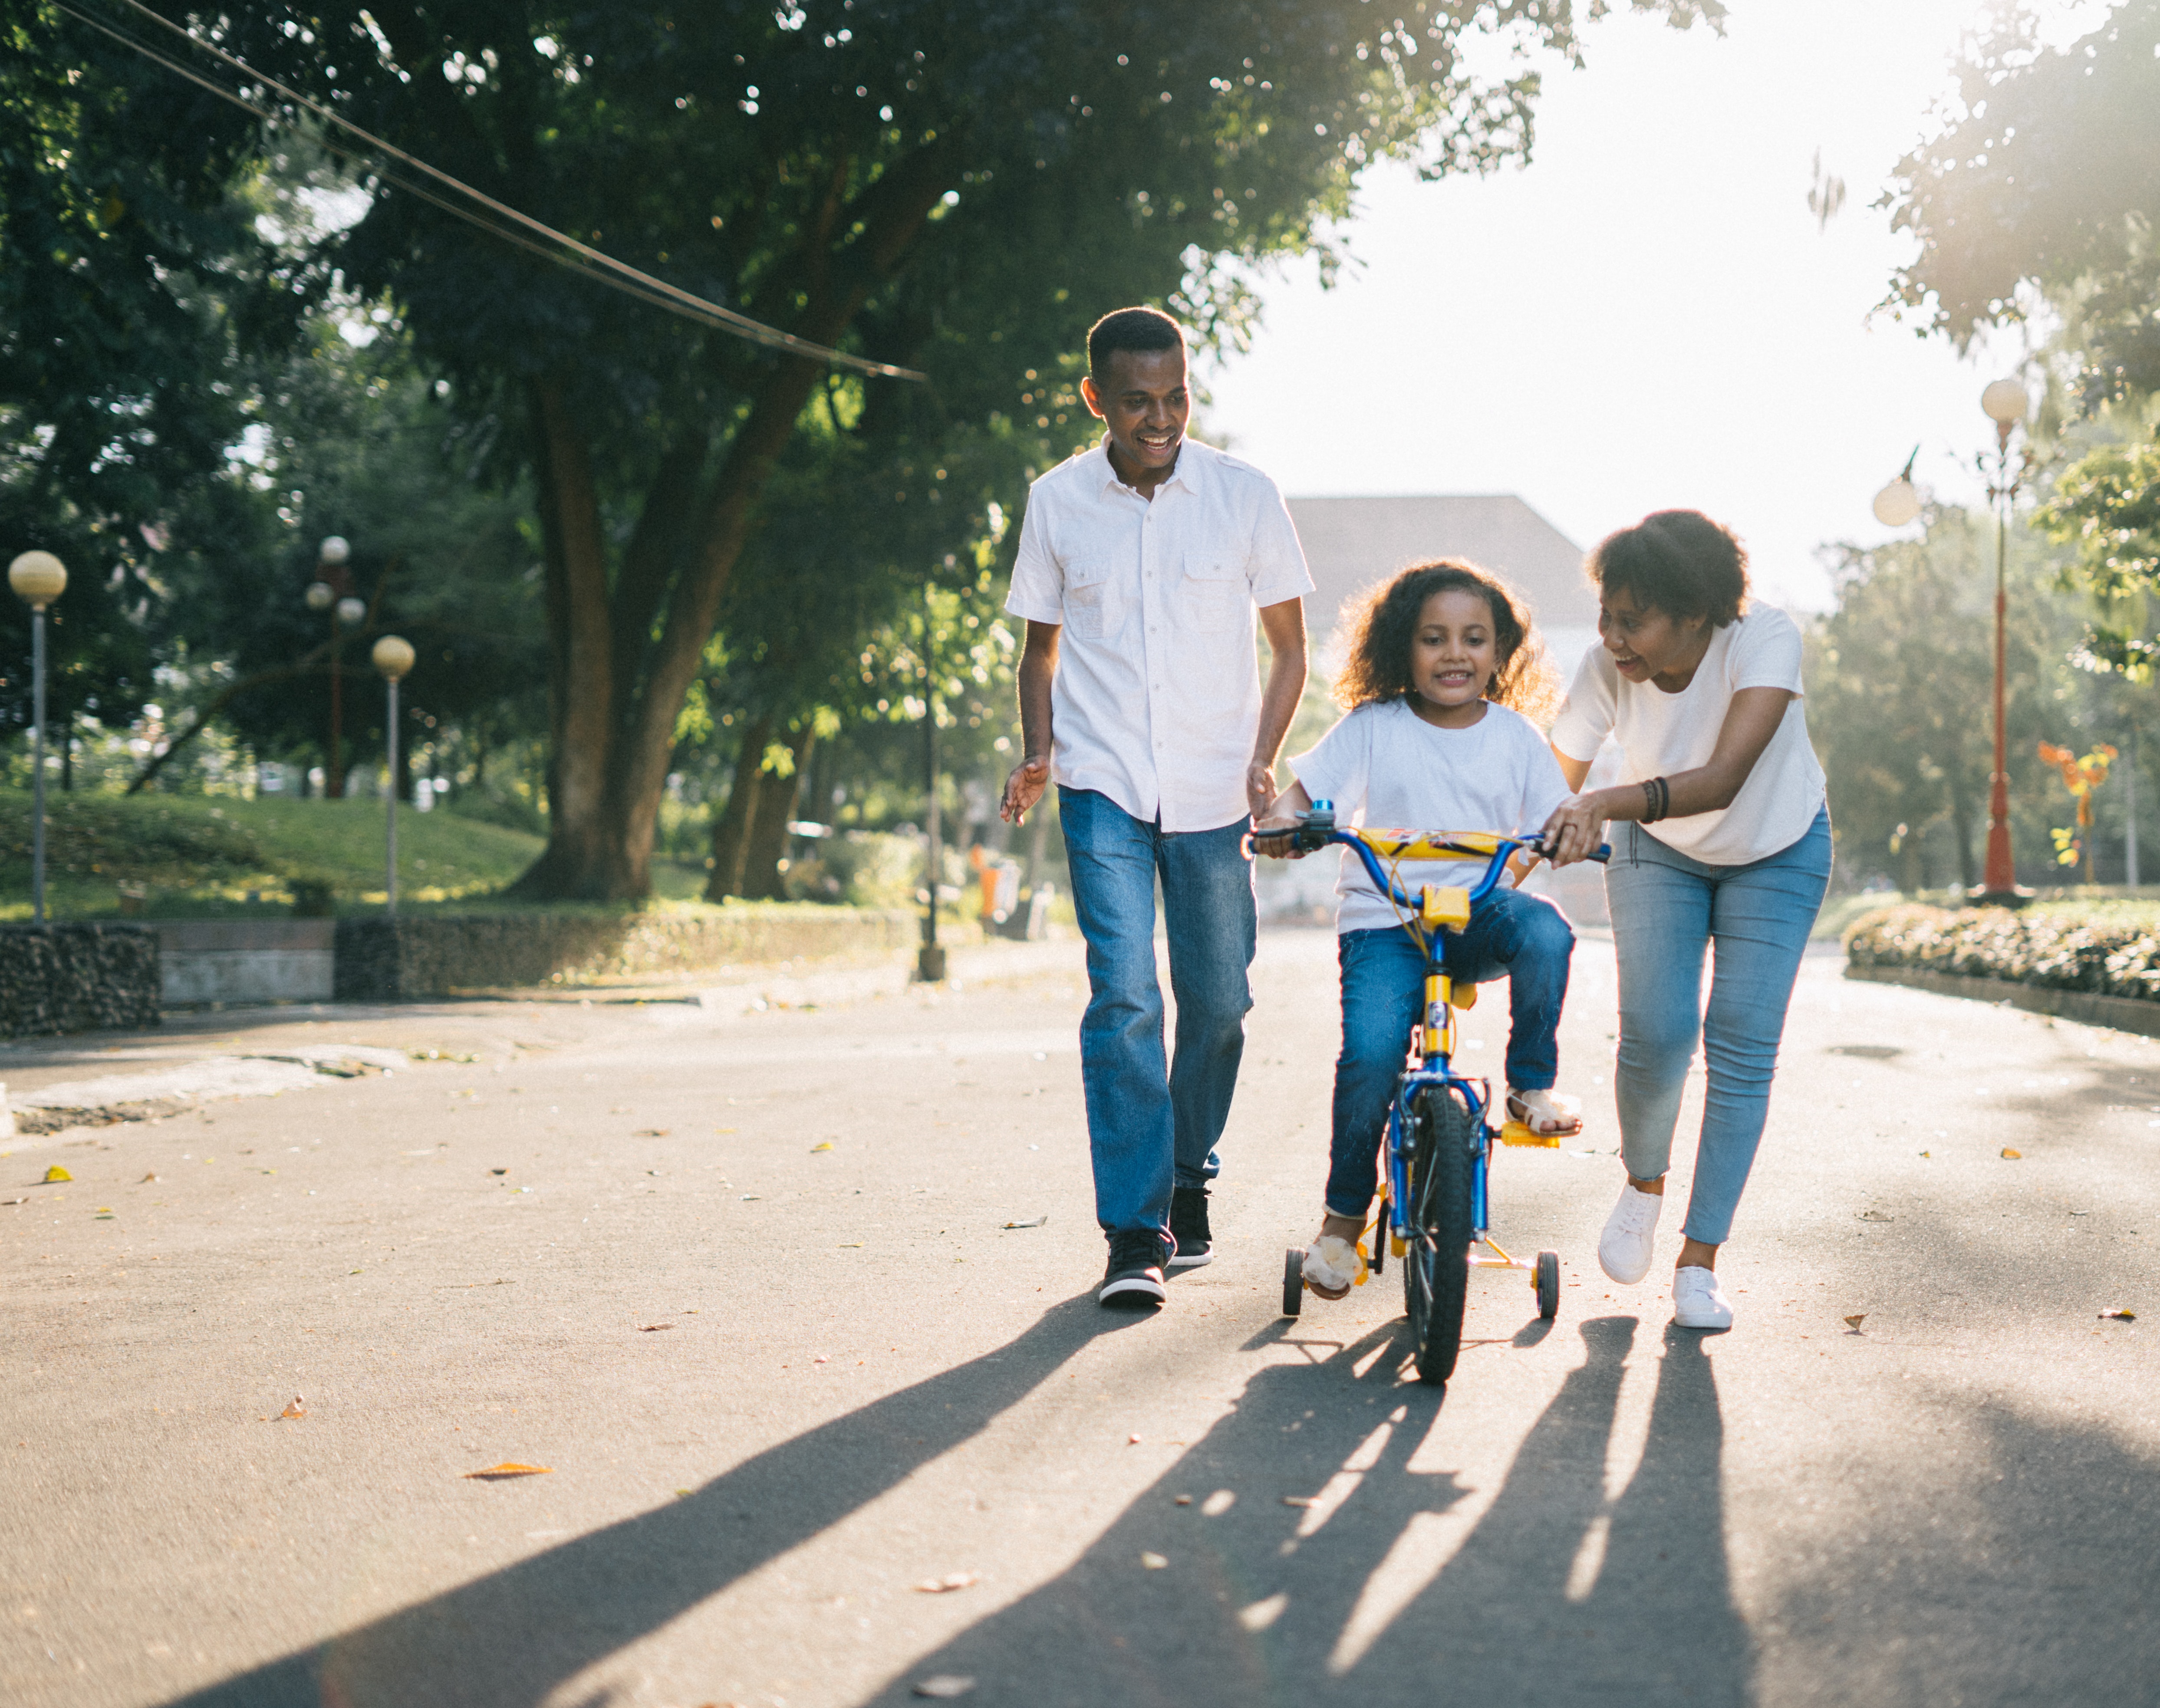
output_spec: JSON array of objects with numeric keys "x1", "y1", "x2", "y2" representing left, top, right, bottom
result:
[{"x1": 1497, "y1": 1120, "x2": 1563, "y2": 1149}]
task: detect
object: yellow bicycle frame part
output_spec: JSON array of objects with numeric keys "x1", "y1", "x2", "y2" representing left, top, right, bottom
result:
[
  {"x1": 1347, "y1": 828, "x2": 1511, "y2": 861},
  {"x1": 1422, "y1": 971, "x2": 1455, "y2": 1059}
]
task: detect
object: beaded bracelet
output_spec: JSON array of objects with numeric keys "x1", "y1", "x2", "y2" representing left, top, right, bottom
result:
[{"x1": 1640, "y1": 776, "x2": 1671, "y2": 823}]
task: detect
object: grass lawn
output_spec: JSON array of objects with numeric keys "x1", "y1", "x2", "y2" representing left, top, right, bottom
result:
[{"x1": 0, "y1": 790, "x2": 713, "y2": 920}]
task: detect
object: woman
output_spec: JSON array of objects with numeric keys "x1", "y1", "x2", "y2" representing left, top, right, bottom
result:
[{"x1": 1541, "y1": 510, "x2": 1830, "y2": 1330}]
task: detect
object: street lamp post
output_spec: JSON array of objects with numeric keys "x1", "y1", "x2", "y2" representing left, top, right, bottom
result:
[
  {"x1": 306, "y1": 536, "x2": 365, "y2": 799},
  {"x1": 915, "y1": 572, "x2": 946, "y2": 984},
  {"x1": 9, "y1": 550, "x2": 68, "y2": 922},
  {"x1": 1978, "y1": 378, "x2": 2032, "y2": 905},
  {"x1": 372, "y1": 635, "x2": 415, "y2": 915}
]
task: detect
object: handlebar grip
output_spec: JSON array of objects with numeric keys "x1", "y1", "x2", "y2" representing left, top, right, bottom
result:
[{"x1": 1591, "y1": 842, "x2": 1612, "y2": 864}]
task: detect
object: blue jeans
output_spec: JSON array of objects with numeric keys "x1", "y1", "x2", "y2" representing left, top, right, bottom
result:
[
  {"x1": 1605, "y1": 808, "x2": 1831, "y2": 1246},
  {"x1": 1059, "y1": 788, "x2": 1257, "y2": 1239},
  {"x1": 1326, "y1": 887, "x2": 1576, "y2": 1218}
]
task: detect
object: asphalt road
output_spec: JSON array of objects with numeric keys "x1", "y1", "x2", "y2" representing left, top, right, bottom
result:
[{"x1": 3, "y1": 927, "x2": 2156, "y2": 1708}]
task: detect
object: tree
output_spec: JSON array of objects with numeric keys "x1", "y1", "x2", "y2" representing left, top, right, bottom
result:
[
  {"x1": 1883, "y1": 0, "x2": 2160, "y2": 410},
  {"x1": 0, "y1": 0, "x2": 309, "y2": 768},
  {"x1": 116, "y1": 0, "x2": 1721, "y2": 898}
]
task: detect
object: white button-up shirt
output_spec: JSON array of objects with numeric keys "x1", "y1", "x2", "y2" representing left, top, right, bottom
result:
[{"x1": 1004, "y1": 438, "x2": 1314, "y2": 833}]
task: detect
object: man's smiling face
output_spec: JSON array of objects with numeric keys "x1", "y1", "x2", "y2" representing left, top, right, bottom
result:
[{"x1": 1080, "y1": 346, "x2": 1190, "y2": 485}]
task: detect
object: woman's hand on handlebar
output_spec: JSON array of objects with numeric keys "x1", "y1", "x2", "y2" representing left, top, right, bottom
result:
[{"x1": 1541, "y1": 792, "x2": 1612, "y2": 869}]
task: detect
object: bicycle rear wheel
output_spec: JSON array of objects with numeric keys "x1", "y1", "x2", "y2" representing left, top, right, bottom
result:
[{"x1": 1403, "y1": 1083, "x2": 1477, "y2": 1384}]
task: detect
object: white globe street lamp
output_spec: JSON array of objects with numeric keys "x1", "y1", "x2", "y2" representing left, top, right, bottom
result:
[
  {"x1": 1872, "y1": 445, "x2": 1923, "y2": 528},
  {"x1": 9, "y1": 551, "x2": 68, "y2": 922},
  {"x1": 372, "y1": 635, "x2": 415, "y2": 915}
]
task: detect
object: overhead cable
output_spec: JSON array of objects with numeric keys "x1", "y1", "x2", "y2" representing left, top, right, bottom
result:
[{"x1": 54, "y1": 0, "x2": 926, "y2": 382}]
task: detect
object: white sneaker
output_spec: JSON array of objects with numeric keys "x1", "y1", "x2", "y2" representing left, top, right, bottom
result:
[
  {"x1": 1597, "y1": 1181, "x2": 1663, "y2": 1283},
  {"x1": 1673, "y1": 1265, "x2": 1734, "y2": 1330}
]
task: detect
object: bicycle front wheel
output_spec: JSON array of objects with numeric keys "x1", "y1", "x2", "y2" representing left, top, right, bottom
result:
[{"x1": 1403, "y1": 1083, "x2": 1477, "y2": 1384}]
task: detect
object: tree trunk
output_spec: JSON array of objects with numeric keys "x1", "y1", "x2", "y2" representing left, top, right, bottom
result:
[
  {"x1": 507, "y1": 154, "x2": 956, "y2": 902},
  {"x1": 705, "y1": 715, "x2": 773, "y2": 901},
  {"x1": 740, "y1": 727, "x2": 815, "y2": 901}
]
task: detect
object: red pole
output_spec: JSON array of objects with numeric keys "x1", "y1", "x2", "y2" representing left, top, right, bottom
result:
[{"x1": 1981, "y1": 432, "x2": 2017, "y2": 899}]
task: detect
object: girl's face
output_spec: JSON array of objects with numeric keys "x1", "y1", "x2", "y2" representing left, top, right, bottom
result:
[
  {"x1": 1598, "y1": 585, "x2": 1711, "y2": 686},
  {"x1": 1408, "y1": 588, "x2": 1501, "y2": 723}
]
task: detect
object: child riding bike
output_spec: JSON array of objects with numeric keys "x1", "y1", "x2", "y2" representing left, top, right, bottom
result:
[{"x1": 1258, "y1": 560, "x2": 1583, "y2": 1301}]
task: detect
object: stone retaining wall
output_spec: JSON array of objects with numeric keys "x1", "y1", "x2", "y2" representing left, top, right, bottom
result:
[{"x1": 0, "y1": 923, "x2": 161, "y2": 1037}]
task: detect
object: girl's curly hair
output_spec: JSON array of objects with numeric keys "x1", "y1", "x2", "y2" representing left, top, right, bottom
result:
[{"x1": 1330, "y1": 559, "x2": 1562, "y2": 725}]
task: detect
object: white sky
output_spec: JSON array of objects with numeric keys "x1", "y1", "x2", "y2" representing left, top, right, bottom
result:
[{"x1": 1202, "y1": 0, "x2": 2101, "y2": 610}]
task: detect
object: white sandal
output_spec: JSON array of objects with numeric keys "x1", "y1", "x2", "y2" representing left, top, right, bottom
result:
[{"x1": 1507, "y1": 1088, "x2": 1584, "y2": 1138}]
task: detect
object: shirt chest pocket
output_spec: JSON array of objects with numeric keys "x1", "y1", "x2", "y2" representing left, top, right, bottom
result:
[
  {"x1": 1062, "y1": 558, "x2": 1119, "y2": 641},
  {"x1": 1180, "y1": 559, "x2": 1245, "y2": 633}
]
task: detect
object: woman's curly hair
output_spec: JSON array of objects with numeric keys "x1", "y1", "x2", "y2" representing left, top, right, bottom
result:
[{"x1": 1330, "y1": 559, "x2": 1562, "y2": 725}]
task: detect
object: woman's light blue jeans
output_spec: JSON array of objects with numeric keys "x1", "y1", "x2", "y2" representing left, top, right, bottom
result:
[
  {"x1": 1605, "y1": 807, "x2": 1831, "y2": 1246},
  {"x1": 1059, "y1": 788, "x2": 1257, "y2": 1241},
  {"x1": 1326, "y1": 888, "x2": 1575, "y2": 1218}
]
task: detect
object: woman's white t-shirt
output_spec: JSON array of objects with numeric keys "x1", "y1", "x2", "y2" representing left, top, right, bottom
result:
[
  {"x1": 1548, "y1": 606, "x2": 1827, "y2": 866},
  {"x1": 1290, "y1": 699, "x2": 1573, "y2": 935}
]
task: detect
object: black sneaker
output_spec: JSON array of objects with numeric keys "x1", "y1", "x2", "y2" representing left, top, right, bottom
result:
[
  {"x1": 1098, "y1": 1229, "x2": 1169, "y2": 1309},
  {"x1": 1168, "y1": 1185, "x2": 1214, "y2": 1269}
]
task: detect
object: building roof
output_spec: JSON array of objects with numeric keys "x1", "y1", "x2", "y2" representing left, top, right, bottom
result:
[{"x1": 1284, "y1": 494, "x2": 1596, "y2": 650}]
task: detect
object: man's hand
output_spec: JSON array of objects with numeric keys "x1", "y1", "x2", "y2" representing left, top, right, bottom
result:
[
  {"x1": 1001, "y1": 755, "x2": 1053, "y2": 824},
  {"x1": 1245, "y1": 759, "x2": 1277, "y2": 823}
]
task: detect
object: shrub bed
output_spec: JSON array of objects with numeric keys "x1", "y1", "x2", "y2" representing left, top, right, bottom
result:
[
  {"x1": 1844, "y1": 904, "x2": 2160, "y2": 1004},
  {"x1": 335, "y1": 904, "x2": 918, "y2": 1000}
]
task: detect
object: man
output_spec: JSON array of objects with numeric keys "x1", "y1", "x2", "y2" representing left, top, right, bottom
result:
[{"x1": 1000, "y1": 306, "x2": 1312, "y2": 1308}]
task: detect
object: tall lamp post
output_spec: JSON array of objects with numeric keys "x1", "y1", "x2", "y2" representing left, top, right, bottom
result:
[
  {"x1": 1978, "y1": 378, "x2": 2032, "y2": 905},
  {"x1": 915, "y1": 570, "x2": 946, "y2": 984},
  {"x1": 306, "y1": 536, "x2": 366, "y2": 799},
  {"x1": 372, "y1": 635, "x2": 415, "y2": 915},
  {"x1": 9, "y1": 550, "x2": 67, "y2": 922}
]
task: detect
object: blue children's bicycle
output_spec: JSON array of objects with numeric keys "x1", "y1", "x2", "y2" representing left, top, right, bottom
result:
[{"x1": 1252, "y1": 802, "x2": 1608, "y2": 1384}]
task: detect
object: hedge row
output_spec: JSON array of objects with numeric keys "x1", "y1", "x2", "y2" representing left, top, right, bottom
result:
[
  {"x1": 0, "y1": 924, "x2": 161, "y2": 1037},
  {"x1": 334, "y1": 905, "x2": 919, "y2": 1000},
  {"x1": 1844, "y1": 904, "x2": 2160, "y2": 1004}
]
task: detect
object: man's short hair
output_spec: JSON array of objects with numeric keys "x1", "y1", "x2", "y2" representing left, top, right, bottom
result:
[{"x1": 1087, "y1": 306, "x2": 1185, "y2": 382}]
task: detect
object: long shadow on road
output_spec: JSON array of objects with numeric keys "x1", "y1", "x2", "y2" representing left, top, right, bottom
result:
[
  {"x1": 866, "y1": 1314, "x2": 1753, "y2": 1707},
  {"x1": 159, "y1": 1294, "x2": 1127, "y2": 1708}
]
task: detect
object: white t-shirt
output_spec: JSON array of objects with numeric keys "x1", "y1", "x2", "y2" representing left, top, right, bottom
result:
[
  {"x1": 1004, "y1": 438, "x2": 1314, "y2": 833},
  {"x1": 1289, "y1": 699, "x2": 1573, "y2": 935},
  {"x1": 1548, "y1": 605, "x2": 1827, "y2": 866}
]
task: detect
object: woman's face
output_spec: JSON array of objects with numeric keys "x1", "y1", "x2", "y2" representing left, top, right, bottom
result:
[
  {"x1": 1598, "y1": 584, "x2": 1709, "y2": 686},
  {"x1": 1409, "y1": 589, "x2": 1501, "y2": 714}
]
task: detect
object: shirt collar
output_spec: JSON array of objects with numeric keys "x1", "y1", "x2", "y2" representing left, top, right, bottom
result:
[{"x1": 1091, "y1": 434, "x2": 1206, "y2": 499}]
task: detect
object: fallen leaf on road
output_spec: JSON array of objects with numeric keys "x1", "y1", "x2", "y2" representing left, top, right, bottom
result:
[
  {"x1": 838, "y1": 1241, "x2": 864, "y2": 1247},
  {"x1": 913, "y1": 1572, "x2": 979, "y2": 1593},
  {"x1": 1857, "y1": 1211, "x2": 1894, "y2": 1222},
  {"x1": 491, "y1": 1168, "x2": 508, "y2": 1176},
  {"x1": 639, "y1": 1323, "x2": 674, "y2": 1332},
  {"x1": 1281, "y1": 1496, "x2": 1317, "y2": 1508},
  {"x1": 913, "y1": 1678, "x2": 975, "y2": 1700},
  {"x1": 1174, "y1": 1494, "x2": 1193, "y2": 1506},
  {"x1": 42, "y1": 1165, "x2": 71, "y2": 1183},
  {"x1": 280, "y1": 1396, "x2": 307, "y2": 1419},
  {"x1": 463, "y1": 1463, "x2": 552, "y2": 1479},
  {"x1": 2100, "y1": 1309, "x2": 2137, "y2": 1321},
  {"x1": 140, "y1": 1172, "x2": 158, "y2": 1183},
  {"x1": 0, "y1": 1197, "x2": 23, "y2": 1206},
  {"x1": 1128, "y1": 1434, "x2": 1143, "y2": 1444},
  {"x1": 1002, "y1": 1215, "x2": 1049, "y2": 1229},
  {"x1": 1844, "y1": 1315, "x2": 1867, "y2": 1331},
  {"x1": 810, "y1": 1142, "x2": 834, "y2": 1152},
  {"x1": 2001, "y1": 1148, "x2": 2022, "y2": 1159},
  {"x1": 739, "y1": 1194, "x2": 762, "y2": 1201},
  {"x1": 636, "y1": 1129, "x2": 671, "y2": 1137},
  {"x1": 1140, "y1": 1552, "x2": 1169, "y2": 1570}
]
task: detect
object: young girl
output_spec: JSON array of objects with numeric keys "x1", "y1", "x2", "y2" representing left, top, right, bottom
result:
[{"x1": 1258, "y1": 560, "x2": 1581, "y2": 1300}]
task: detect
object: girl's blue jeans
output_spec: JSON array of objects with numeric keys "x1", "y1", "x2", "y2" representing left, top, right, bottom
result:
[
  {"x1": 1605, "y1": 808, "x2": 1831, "y2": 1246},
  {"x1": 1325, "y1": 887, "x2": 1575, "y2": 1218}
]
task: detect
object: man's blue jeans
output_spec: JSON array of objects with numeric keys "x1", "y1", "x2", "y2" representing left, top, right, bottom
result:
[
  {"x1": 1059, "y1": 788, "x2": 1256, "y2": 1240},
  {"x1": 1605, "y1": 808, "x2": 1831, "y2": 1246},
  {"x1": 1326, "y1": 888, "x2": 1575, "y2": 1218}
]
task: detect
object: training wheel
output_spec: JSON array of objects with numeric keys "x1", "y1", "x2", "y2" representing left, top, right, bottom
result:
[
  {"x1": 1282, "y1": 1247, "x2": 1305, "y2": 1317},
  {"x1": 1535, "y1": 1250, "x2": 1561, "y2": 1320}
]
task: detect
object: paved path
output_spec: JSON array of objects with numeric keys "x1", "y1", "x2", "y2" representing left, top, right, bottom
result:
[{"x1": 3, "y1": 929, "x2": 2155, "y2": 1708}]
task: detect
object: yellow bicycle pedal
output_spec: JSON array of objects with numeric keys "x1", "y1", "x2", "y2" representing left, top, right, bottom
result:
[
  {"x1": 1390, "y1": 1234, "x2": 1406, "y2": 1257},
  {"x1": 1497, "y1": 1119, "x2": 1561, "y2": 1149}
]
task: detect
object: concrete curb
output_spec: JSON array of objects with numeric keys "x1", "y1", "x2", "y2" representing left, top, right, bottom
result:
[{"x1": 1843, "y1": 961, "x2": 2160, "y2": 1040}]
